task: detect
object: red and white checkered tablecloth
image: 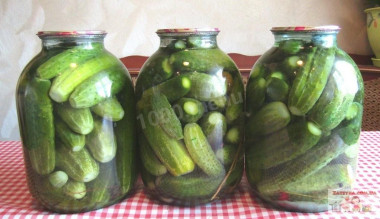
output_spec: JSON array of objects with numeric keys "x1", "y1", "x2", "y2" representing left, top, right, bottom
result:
[{"x1": 0, "y1": 132, "x2": 379, "y2": 219}]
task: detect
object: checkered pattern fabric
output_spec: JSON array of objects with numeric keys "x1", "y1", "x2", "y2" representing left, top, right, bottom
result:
[{"x1": 0, "y1": 132, "x2": 379, "y2": 218}]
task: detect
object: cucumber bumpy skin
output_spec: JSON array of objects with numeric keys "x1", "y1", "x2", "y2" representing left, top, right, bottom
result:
[
  {"x1": 139, "y1": 133, "x2": 168, "y2": 176},
  {"x1": 37, "y1": 43, "x2": 102, "y2": 80},
  {"x1": 199, "y1": 112, "x2": 227, "y2": 150},
  {"x1": 20, "y1": 77, "x2": 55, "y2": 175},
  {"x1": 55, "y1": 103, "x2": 94, "y2": 135},
  {"x1": 91, "y1": 97, "x2": 125, "y2": 121},
  {"x1": 50, "y1": 53, "x2": 120, "y2": 103},
  {"x1": 140, "y1": 108, "x2": 195, "y2": 177},
  {"x1": 86, "y1": 118, "x2": 117, "y2": 163},
  {"x1": 256, "y1": 134, "x2": 348, "y2": 194},
  {"x1": 186, "y1": 72, "x2": 227, "y2": 101},
  {"x1": 288, "y1": 46, "x2": 335, "y2": 116},
  {"x1": 184, "y1": 123, "x2": 225, "y2": 177},
  {"x1": 55, "y1": 117, "x2": 85, "y2": 152},
  {"x1": 69, "y1": 65, "x2": 127, "y2": 108},
  {"x1": 56, "y1": 145, "x2": 99, "y2": 183}
]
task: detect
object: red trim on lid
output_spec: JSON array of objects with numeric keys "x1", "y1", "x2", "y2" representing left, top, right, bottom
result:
[
  {"x1": 156, "y1": 28, "x2": 220, "y2": 34},
  {"x1": 37, "y1": 30, "x2": 107, "y2": 37},
  {"x1": 271, "y1": 26, "x2": 340, "y2": 32}
]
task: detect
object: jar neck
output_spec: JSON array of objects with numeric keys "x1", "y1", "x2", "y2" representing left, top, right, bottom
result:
[
  {"x1": 40, "y1": 36, "x2": 105, "y2": 50},
  {"x1": 158, "y1": 34, "x2": 218, "y2": 49},
  {"x1": 273, "y1": 32, "x2": 338, "y2": 48}
]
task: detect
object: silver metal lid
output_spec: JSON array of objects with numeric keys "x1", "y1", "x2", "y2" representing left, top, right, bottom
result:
[{"x1": 37, "y1": 30, "x2": 107, "y2": 38}]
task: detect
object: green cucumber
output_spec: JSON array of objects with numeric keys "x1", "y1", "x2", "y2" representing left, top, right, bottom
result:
[
  {"x1": 86, "y1": 118, "x2": 117, "y2": 163},
  {"x1": 141, "y1": 108, "x2": 195, "y2": 176},
  {"x1": 246, "y1": 77, "x2": 266, "y2": 114},
  {"x1": 63, "y1": 180, "x2": 87, "y2": 199},
  {"x1": 226, "y1": 75, "x2": 244, "y2": 124},
  {"x1": 335, "y1": 102, "x2": 363, "y2": 145},
  {"x1": 56, "y1": 145, "x2": 99, "y2": 183},
  {"x1": 135, "y1": 51, "x2": 174, "y2": 99},
  {"x1": 169, "y1": 48, "x2": 236, "y2": 73},
  {"x1": 69, "y1": 65, "x2": 127, "y2": 108},
  {"x1": 199, "y1": 112, "x2": 227, "y2": 149},
  {"x1": 139, "y1": 133, "x2": 167, "y2": 176},
  {"x1": 91, "y1": 97, "x2": 125, "y2": 121},
  {"x1": 249, "y1": 62, "x2": 268, "y2": 80},
  {"x1": 278, "y1": 39, "x2": 304, "y2": 55},
  {"x1": 37, "y1": 43, "x2": 102, "y2": 79},
  {"x1": 288, "y1": 46, "x2": 335, "y2": 116},
  {"x1": 173, "y1": 97, "x2": 205, "y2": 123},
  {"x1": 308, "y1": 56, "x2": 357, "y2": 130},
  {"x1": 187, "y1": 72, "x2": 227, "y2": 101},
  {"x1": 48, "y1": 171, "x2": 69, "y2": 188},
  {"x1": 208, "y1": 96, "x2": 227, "y2": 111},
  {"x1": 50, "y1": 53, "x2": 119, "y2": 102},
  {"x1": 345, "y1": 102, "x2": 361, "y2": 120},
  {"x1": 114, "y1": 84, "x2": 138, "y2": 194},
  {"x1": 257, "y1": 134, "x2": 348, "y2": 194},
  {"x1": 55, "y1": 117, "x2": 85, "y2": 152},
  {"x1": 246, "y1": 101, "x2": 291, "y2": 136},
  {"x1": 151, "y1": 93, "x2": 183, "y2": 140},
  {"x1": 56, "y1": 103, "x2": 94, "y2": 135},
  {"x1": 155, "y1": 171, "x2": 224, "y2": 199},
  {"x1": 253, "y1": 120, "x2": 322, "y2": 168},
  {"x1": 266, "y1": 77, "x2": 289, "y2": 102},
  {"x1": 184, "y1": 123, "x2": 225, "y2": 176},
  {"x1": 139, "y1": 74, "x2": 191, "y2": 106},
  {"x1": 19, "y1": 77, "x2": 55, "y2": 175}
]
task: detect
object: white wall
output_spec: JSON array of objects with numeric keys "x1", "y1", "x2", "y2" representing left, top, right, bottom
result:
[{"x1": 0, "y1": 0, "x2": 371, "y2": 140}]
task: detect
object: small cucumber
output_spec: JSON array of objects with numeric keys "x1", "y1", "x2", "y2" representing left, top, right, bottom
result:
[
  {"x1": 55, "y1": 117, "x2": 85, "y2": 152},
  {"x1": 335, "y1": 102, "x2": 363, "y2": 145},
  {"x1": 63, "y1": 180, "x2": 87, "y2": 199},
  {"x1": 50, "y1": 53, "x2": 119, "y2": 102},
  {"x1": 184, "y1": 123, "x2": 225, "y2": 176},
  {"x1": 91, "y1": 97, "x2": 125, "y2": 121},
  {"x1": 207, "y1": 96, "x2": 227, "y2": 111},
  {"x1": 37, "y1": 43, "x2": 102, "y2": 79},
  {"x1": 114, "y1": 84, "x2": 138, "y2": 194},
  {"x1": 187, "y1": 72, "x2": 227, "y2": 101},
  {"x1": 246, "y1": 101, "x2": 291, "y2": 136},
  {"x1": 308, "y1": 56, "x2": 357, "y2": 130},
  {"x1": 86, "y1": 118, "x2": 117, "y2": 163},
  {"x1": 19, "y1": 77, "x2": 55, "y2": 175},
  {"x1": 48, "y1": 171, "x2": 69, "y2": 188},
  {"x1": 288, "y1": 46, "x2": 335, "y2": 116},
  {"x1": 141, "y1": 108, "x2": 195, "y2": 176},
  {"x1": 226, "y1": 75, "x2": 244, "y2": 124},
  {"x1": 86, "y1": 163, "x2": 113, "y2": 206},
  {"x1": 225, "y1": 125, "x2": 242, "y2": 145},
  {"x1": 199, "y1": 112, "x2": 227, "y2": 149},
  {"x1": 173, "y1": 97, "x2": 205, "y2": 123},
  {"x1": 151, "y1": 93, "x2": 183, "y2": 140},
  {"x1": 139, "y1": 74, "x2": 192, "y2": 106},
  {"x1": 56, "y1": 144, "x2": 99, "y2": 183},
  {"x1": 139, "y1": 133, "x2": 167, "y2": 176},
  {"x1": 69, "y1": 65, "x2": 127, "y2": 108},
  {"x1": 56, "y1": 103, "x2": 94, "y2": 135},
  {"x1": 155, "y1": 171, "x2": 224, "y2": 199},
  {"x1": 246, "y1": 77, "x2": 266, "y2": 114},
  {"x1": 266, "y1": 77, "x2": 289, "y2": 102},
  {"x1": 278, "y1": 39, "x2": 304, "y2": 55}
]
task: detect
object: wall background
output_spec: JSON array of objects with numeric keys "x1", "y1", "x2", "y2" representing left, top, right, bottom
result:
[{"x1": 0, "y1": 0, "x2": 371, "y2": 140}]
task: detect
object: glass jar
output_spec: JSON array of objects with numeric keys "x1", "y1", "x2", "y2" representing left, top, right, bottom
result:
[
  {"x1": 15, "y1": 31, "x2": 137, "y2": 213},
  {"x1": 136, "y1": 28, "x2": 244, "y2": 206},
  {"x1": 245, "y1": 26, "x2": 364, "y2": 212}
]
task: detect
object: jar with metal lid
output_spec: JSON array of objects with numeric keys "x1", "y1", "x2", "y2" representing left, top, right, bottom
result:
[
  {"x1": 245, "y1": 26, "x2": 364, "y2": 212},
  {"x1": 15, "y1": 31, "x2": 137, "y2": 213},
  {"x1": 136, "y1": 28, "x2": 244, "y2": 206}
]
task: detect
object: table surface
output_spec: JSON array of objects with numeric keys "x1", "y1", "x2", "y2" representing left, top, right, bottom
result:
[{"x1": 0, "y1": 132, "x2": 379, "y2": 219}]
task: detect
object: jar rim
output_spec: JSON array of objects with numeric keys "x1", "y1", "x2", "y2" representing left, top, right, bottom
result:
[
  {"x1": 271, "y1": 26, "x2": 340, "y2": 33},
  {"x1": 156, "y1": 28, "x2": 220, "y2": 35},
  {"x1": 37, "y1": 30, "x2": 107, "y2": 38}
]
